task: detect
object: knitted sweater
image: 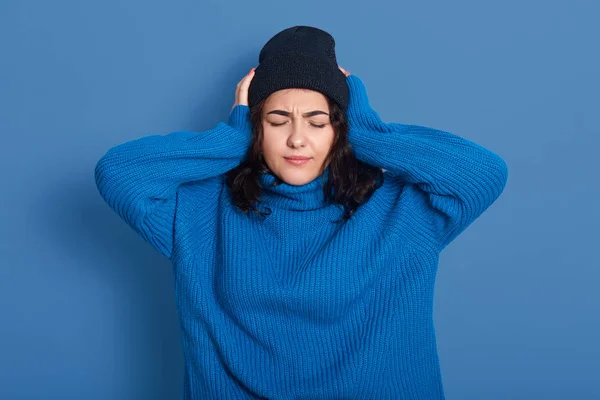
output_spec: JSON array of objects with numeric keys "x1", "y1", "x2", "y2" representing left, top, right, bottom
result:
[{"x1": 94, "y1": 75, "x2": 508, "y2": 399}]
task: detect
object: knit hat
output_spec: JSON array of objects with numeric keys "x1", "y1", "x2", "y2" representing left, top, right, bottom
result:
[{"x1": 248, "y1": 25, "x2": 349, "y2": 112}]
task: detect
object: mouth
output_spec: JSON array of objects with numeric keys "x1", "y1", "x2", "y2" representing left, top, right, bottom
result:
[
  {"x1": 285, "y1": 156, "x2": 312, "y2": 160},
  {"x1": 284, "y1": 156, "x2": 312, "y2": 165}
]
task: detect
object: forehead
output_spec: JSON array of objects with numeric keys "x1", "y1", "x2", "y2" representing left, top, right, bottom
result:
[{"x1": 264, "y1": 88, "x2": 328, "y2": 109}]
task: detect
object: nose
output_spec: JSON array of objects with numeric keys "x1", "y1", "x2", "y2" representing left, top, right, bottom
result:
[{"x1": 287, "y1": 122, "x2": 307, "y2": 148}]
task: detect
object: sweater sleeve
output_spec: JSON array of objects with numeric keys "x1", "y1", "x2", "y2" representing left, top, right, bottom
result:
[
  {"x1": 345, "y1": 75, "x2": 508, "y2": 253},
  {"x1": 94, "y1": 105, "x2": 252, "y2": 260}
]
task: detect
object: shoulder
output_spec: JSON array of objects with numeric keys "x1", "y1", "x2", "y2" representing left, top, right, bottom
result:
[
  {"x1": 374, "y1": 170, "x2": 408, "y2": 199},
  {"x1": 374, "y1": 171, "x2": 443, "y2": 254},
  {"x1": 177, "y1": 175, "x2": 227, "y2": 214}
]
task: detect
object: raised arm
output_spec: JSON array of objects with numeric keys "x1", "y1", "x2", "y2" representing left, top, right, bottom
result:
[
  {"x1": 345, "y1": 74, "x2": 508, "y2": 253},
  {"x1": 94, "y1": 104, "x2": 252, "y2": 259}
]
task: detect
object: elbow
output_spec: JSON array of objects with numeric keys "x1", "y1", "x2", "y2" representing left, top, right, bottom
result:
[
  {"x1": 469, "y1": 151, "x2": 509, "y2": 220},
  {"x1": 93, "y1": 150, "x2": 143, "y2": 228},
  {"x1": 487, "y1": 152, "x2": 509, "y2": 201}
]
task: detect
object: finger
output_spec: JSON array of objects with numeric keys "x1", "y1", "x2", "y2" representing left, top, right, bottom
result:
[{"x1": 240, "y1": 69, "x2": 255, "y2": 90}]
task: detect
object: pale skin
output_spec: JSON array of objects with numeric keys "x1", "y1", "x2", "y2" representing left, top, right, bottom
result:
[{"x1": 233, "y1": 66, "x2": 351, "y2": 186}]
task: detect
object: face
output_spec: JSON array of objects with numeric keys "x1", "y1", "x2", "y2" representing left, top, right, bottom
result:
[{"x1": 261, "y1": 88, "x2": 335, "y2": 186}]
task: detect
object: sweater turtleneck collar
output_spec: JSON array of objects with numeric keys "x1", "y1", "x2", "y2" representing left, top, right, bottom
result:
[{"x1": 258, "y1": 166, "x2": 332, "y2": 211}]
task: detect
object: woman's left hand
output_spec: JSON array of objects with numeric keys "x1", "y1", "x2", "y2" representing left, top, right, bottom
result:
[{"x1": 338, "y1": 65, "x2": 350, "y2": 77}]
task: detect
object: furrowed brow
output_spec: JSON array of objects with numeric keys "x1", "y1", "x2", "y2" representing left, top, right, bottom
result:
[{"x1": 267, "y1": 110, "x2": 329, "y2": 117}]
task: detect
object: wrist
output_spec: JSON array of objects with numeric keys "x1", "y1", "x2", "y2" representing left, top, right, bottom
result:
[
  {"x1": 345, "y1": 75, "x2": 389, "y2": 132},
  {"x1": 228, "y1": 104, "x2": 252, "y2": 133}
]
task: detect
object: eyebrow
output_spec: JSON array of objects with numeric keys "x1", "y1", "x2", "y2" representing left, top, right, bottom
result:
[{"x1": 266, "y1": 110, "x2": 329, "y2": 117}]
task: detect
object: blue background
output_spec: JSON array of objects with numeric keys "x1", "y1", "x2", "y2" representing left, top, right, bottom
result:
[{"x1": 1, "y1": 0, "x2": 598, "y2": 399}]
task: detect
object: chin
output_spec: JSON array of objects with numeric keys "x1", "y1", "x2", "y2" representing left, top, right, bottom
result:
[{"x1": 277, "y1": 167, "x2": 320, "y2": 186}]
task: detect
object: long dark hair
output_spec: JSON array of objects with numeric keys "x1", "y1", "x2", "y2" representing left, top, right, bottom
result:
[{"x1": 225, "y1": 94, "x2": 384, "y2": 223}]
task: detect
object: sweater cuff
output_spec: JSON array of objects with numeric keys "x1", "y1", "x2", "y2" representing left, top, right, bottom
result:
[
  {"x1": 228, "y1": 104, "x2": 252, "y2": 133},
  {"x1": 345, "y1": 75, "x2": 388, "y2": 132},
  {"x1": 346, "y1": 75, "x2": 370, "y2": 110}
]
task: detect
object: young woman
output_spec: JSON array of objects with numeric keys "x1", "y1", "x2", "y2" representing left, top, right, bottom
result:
[{"x1": 95, "y1": 26, "x2": 508, "y2": 399}]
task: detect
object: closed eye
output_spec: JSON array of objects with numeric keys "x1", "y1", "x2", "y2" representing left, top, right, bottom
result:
[{"x1": 269, "y1": 122, "x2": 326, "y2": 128}]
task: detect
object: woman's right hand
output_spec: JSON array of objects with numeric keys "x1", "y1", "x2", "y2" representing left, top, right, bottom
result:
[{"x1": 232, "y1": 68, "x2": 256, "y2": 111}]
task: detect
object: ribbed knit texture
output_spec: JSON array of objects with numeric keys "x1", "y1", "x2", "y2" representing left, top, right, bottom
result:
[{"x1": 94, "y1": 75, "x2": 508, "y2": 399}]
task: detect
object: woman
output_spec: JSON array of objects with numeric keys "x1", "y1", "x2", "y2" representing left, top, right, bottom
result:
[{"x1": 95, "y1": 26, "x2": 508, "y2": 399}]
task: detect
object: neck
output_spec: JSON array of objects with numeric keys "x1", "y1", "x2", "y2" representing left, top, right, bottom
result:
[{"x1": 258, "y1": 166, "x2": 332, "y2": 211}]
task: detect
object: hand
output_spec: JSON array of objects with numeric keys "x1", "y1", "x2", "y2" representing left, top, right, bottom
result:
[
  {"x1": 232, "y1": 68, "x2": 256, "y2": 111},
  {"x1": 338, "y1": 65, "x2": 351, "y2": 77}
]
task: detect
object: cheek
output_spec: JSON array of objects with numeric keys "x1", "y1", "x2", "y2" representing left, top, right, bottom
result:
[
  {"x1": 261, "y1": 130, "x2": 281, "y2": 157},
  {"x1": 316, "y1": 129, "x2": 336, "y2": 153}
]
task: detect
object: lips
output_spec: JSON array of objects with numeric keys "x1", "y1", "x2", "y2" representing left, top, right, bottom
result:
[
  {"x1": 284, "y1": 156, "x2": 311, "y2": 166},
  {"x1": 284, "y1": 156, "x2": 312, "y2": 160}
]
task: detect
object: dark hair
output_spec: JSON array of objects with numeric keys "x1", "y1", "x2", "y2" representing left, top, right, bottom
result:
[{"x1": 224, "y1": 93, "x2": 384, "y2": 223}]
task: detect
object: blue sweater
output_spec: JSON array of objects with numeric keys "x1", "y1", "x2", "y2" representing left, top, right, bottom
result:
[{"x1": 95, "y1": 75, "x2": 508, "y2": 399}]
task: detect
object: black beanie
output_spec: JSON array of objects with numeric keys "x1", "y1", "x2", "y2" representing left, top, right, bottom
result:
[{"x1": 248, "y1": 25, "x2": 349, "y2": 112}]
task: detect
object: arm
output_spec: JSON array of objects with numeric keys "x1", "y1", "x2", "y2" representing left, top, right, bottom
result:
[
  {"x1": 345, "y1": 75, "x2": 508, "y2": 253},
  {"x1": 94, "y1": 105, "x2": 252, "y2": 259}
]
